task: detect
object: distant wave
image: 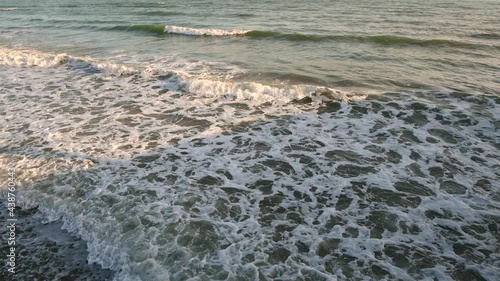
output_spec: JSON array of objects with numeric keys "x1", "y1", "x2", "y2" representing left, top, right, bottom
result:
[
  {"x1": 0, "y1": 8, "x2": 17, "y2": 11},
  {"x1": 232, "y1": 13, "x2": 256, "y2": 18},
  {"x1": 104, "y1": 25, "x2": 251, "y2": 36},
  {"x1": 246, "y1": 31, "x2": 486, "y2": 48},
  {"x1": 102, "y1": 25, "x2": 489, "y2": 49},
  {"x1": 141, "y1": 11, "x2": 185, "y2": 16},
  {"x1": 356, "y1": 35, "x2": 484, "y2": 48},
  {"x1": 0, "y1": 47, "x2": 138, "y2": 76},
  {"x1": 164, "y1": 25, "x2": 252, "y2": 36},
  {"x1": 105, "y1": 25, "x2": 167, "y2": 35}
]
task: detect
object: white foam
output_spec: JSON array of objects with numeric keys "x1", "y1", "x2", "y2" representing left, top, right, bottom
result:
[
  {"x1": 1, "y1": 47, "x2": 363, "y2": 105},
  {"x1": 164, "y1": 25, "x2": 251, "y2": 36},
  {"x1": 0, "y1": 47, "x2": 138, "y2": 76},
  {"x1": 164, "y1": 75, "x2": 362, "y2": 105}
]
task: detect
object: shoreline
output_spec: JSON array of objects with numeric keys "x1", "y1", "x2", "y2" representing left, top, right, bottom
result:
[{"x1": 0, "y1": 200, "x2": 115, "y2": 281}]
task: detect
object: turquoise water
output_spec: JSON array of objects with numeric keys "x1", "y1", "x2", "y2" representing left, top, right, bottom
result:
[{"x1": 1, "y1": 1, "x2": 499, "y2": 281}]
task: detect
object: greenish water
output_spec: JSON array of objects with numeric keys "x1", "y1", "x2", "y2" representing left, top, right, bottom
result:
[{"x1": 0, "y1": 1, "x2": 499, "y2": 281}]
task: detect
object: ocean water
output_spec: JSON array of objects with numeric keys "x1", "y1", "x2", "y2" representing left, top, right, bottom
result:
[{"x1": 0, "y1": 0, "x2": 499, "y2": 280}]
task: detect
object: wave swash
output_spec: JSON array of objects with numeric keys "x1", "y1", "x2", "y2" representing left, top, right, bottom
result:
[{"x1": 1, "y1": 45, "x2": 499, "y2": 281}]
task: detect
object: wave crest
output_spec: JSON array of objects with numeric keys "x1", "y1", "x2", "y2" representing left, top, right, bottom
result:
[
  {"x1": 0, "y1": 48, "x2": 70, "y2": 67},
  {"x1": 164, "y1": 25, "x2": 251, "y2": 36}
]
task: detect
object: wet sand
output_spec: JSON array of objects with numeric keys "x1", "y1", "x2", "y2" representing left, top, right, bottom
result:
[{"x1": 0, "y1": 200, "x2": 115, "y2": 281}]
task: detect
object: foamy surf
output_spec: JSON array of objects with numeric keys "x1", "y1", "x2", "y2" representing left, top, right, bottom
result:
[
  {"x1": 174, "y1": 78, "x2": 364, "y2": 103},
  {"x1": 1, "y1": 1, "x2": 500, "y2": 280},
  {"x1": 0, "y1": 47, "x2": 363, "y2": 104},
  {"x1": 2, "y1": 57, "x2": 498, "y2": 280}
]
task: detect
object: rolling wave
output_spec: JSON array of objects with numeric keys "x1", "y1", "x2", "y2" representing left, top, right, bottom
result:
[
  {"x1": 0, "y1": 48, "x2": 139, "y2": 76},
  {"x1": 0, "y1": 47, "x2": 363, "y2": 104},
  {"x1": 101, "y1": 25, "x2": 489, "y2": 49},
  {"x1": 104, "y1": 24, "x2": 167, "y2": 35},
  {"x1": 140, "y1": 11, "x2": 185, "y2": 16},
  {"x1": 470, "y1": 33, "x2": 500, "y2": 40}
]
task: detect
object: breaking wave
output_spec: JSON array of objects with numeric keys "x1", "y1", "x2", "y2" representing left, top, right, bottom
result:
[
  {"x1": 0, "y1": 47, "x2": 363, "y2": 104},
  {"x1": 100, "y1": 24, "x2": 492, "y2": 49}
]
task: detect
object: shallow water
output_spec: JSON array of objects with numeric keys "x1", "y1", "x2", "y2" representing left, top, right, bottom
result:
[{"x1": 0, "y1": 0, "x2": 499, "y2": 280}]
